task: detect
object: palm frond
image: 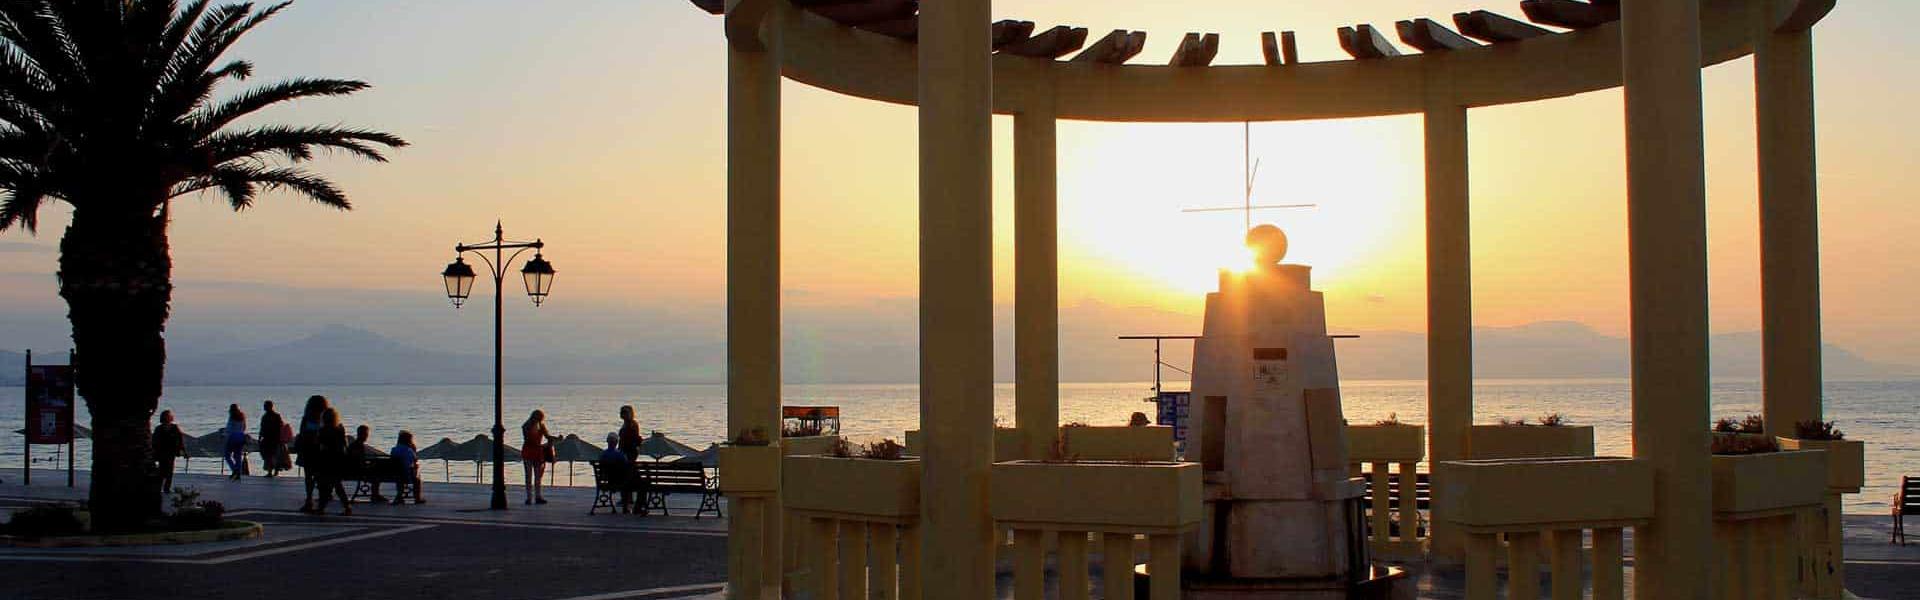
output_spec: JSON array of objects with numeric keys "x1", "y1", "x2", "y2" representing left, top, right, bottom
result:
[
  {"x1": 176, "y1": 163, "x2": 349, "y2": 210},
  {"x1": 204, "y1": 125, "x2": 406, "y2": 166},
  {"x1": 0, "y1": 167, "x2": 47, "y2": 232},
  {"x1": 0, "y1": 2, "x2": 88, "y2": 92},
  {"x1": 186, "y1": 77, "x2": 366, "y2": 135}
]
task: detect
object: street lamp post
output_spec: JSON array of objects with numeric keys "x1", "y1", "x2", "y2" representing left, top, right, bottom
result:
[{"x1": 441, "y1": 221, "x2": 557, "y2": 510}]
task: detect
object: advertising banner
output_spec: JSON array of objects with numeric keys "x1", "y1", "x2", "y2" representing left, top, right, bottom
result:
[{"x1": 25, "y1": 365, "x2": 75, "y2": 445}]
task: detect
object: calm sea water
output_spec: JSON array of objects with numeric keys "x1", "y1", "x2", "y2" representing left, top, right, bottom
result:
[{"x1": 1, "y1": 379, "x2": 1912, "y2": 513}]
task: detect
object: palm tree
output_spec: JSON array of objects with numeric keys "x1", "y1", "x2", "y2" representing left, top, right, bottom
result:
[{"x1": 0, "y1": 1, "x2": 404, "y2": 529}]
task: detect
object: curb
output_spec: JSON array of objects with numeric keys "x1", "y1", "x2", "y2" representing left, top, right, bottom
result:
[{"x1": 0, "y1": 520, "x2": 263, "y2": 548}]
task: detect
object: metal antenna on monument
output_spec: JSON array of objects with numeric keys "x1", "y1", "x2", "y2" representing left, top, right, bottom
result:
[{"x1": 1180, "y1": 122, "x2": 1315, "y2": 229}]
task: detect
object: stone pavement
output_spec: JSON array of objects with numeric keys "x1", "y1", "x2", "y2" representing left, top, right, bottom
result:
[{"x1": 3, "y1": 469, "x2": 1919, "y2": 598}]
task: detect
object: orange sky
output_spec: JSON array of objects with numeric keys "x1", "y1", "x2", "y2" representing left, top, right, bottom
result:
[{"x1": 2, "y1": 0, "x2": 1916, "y2": 368}]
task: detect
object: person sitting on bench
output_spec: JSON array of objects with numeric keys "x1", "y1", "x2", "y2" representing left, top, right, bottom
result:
[
  {"x1": 390, "y1": 430, "x2": 425, "y2": 504},
  {"x1": 347, "y1": 424, "x2": 387, "y2": 503},
  {"x1": 599, "y1": 433, "x2": 635, "y2": 512}
]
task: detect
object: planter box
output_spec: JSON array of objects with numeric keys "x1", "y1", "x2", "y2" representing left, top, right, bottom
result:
[
  {"x1": 905, "y1": 428, "x2": 1027, "y2": 462},
  {"x1": 1467, "y1": 425, "x2": 1595, "y2": 459},
  {"x1": 783, "y1": 455, "x2": 921, "y2": 520},
  {"x1": 1060, "y1": 426, "x2": 1175, "y2": 461},
  {"x1": 1345, "y1": 425, "x2": 1425, "y2": 463},
  {"x1": 781, "y1": 435, "x2": 842, "y2": 456},
  {"x1": 1711, "y1": 450, "x2": 1826, "y2": 516},
  {"x1": 718, "y1": 445, "x2": 782, "y2": 494},
  {"x1": 991, "y1": 460, "x2": 1201, "y2": 532},
  {"x1": 1777, "y1": 438, "x2": 1865, "y2": 493},
  {"x1": 1433, "y1": 457, "x2": 1652, "y2": 531}
]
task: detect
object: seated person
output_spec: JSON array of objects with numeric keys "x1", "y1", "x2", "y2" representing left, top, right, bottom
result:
[
  {"x1": 390, "y1": 430, "x2": 425, "y2": 504},
  {"x1": 599, "y1": 433, "x2": 635, "y2": 512},
  {"x1": 347, "y1": 424, "x2": 387, "y2": 503}
]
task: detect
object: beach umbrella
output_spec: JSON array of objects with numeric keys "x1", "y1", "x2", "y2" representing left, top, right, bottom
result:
[
  {"x1": 417, "y1": 437, "x2": 460, "y2": 481},
  {"x1": 550, "y1": 434, "x2": 603, "y2": 486},
  {"x1": 685, "y1": 443, "x2": 720, "y2": 468},
  {"x1": 448, "y1": 435, "x2": 518, "y2": 483},
  {"x1": 191, "y1": 430, "x2": 259, "y2": 475},
  {"x1": 637, "y1": 431, "x2": 699, "y2": 461}
]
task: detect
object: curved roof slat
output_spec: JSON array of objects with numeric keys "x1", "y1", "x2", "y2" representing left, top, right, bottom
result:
[
  {"x1": 859, "y1": 17, "x2": 918, "y2": 40},
  {"x1": 1339, "y1": 24, "x2": 1403, "y2": 59},
  {"x1": 1520, "y1": 0, "x2": 1621, "y2": 29},
  {"x1": 1260, "y1": 31, "x2": 1300, "y2": 66},
  {"x1": 1396, "y1": 18, "x2": 1480, "y2": 52},
  {"x1": 1072, "y1": 29, "x2": 1147, "y2": 64},
  {"x1": 1169, "y1": 33, "x2": 1221, "y2": 67},
  {"x1": 992, "y1": 20, "x2": 1037, "y2": 49},
  {"x1": 999, "y1": 25, "x2": 1089, "y2": 59},
  {"x1": 1454, "y1": 10, "x2": 1553, "y2": 43},
  {"x1": 692, "y1": 0, "x2": 723, "y2": 16}
]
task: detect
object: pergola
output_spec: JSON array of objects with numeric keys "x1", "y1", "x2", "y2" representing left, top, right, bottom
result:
[{"x1": 698, "y1": 0, "x2": 1838, "y2": 598}]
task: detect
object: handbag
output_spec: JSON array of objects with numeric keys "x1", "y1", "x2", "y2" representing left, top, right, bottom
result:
[{"x1": 543, "y1": 441, "x2": 557, "y2": 463}]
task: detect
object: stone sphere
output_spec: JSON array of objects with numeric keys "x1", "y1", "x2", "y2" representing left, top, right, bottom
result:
[{"x1": 1246, "y1": 225, "x2": 1288, "y2": 265}]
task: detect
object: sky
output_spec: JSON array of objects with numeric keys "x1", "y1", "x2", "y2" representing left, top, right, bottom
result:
[{"x1": 1, "y1": 0, "x2": 1917, "y2": 378}]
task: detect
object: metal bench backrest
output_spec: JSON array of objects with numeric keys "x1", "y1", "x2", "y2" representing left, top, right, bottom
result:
[
  {"x1": 1903, "y1": 476, "x2": 1920, "y2": 513},
  {"x1": 590, "y1": 459, "x2": 632, "y2": 488},
  {"x1": 635, "y1": 461, "x2": 709, "y2": 489}
]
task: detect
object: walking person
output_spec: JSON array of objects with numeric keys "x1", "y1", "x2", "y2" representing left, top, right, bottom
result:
[
  {"x1": 309, "y1": 407, "x2": 352, "y2": 516},
  {"x1": 223, "y1": 404, "x2": 248, "y2": 480},
  {"x1": 259, "y1": 401, "x2": 286, "y2": 477},
  {"x1": 521, "y1": 410, "x2": 553, "y2": 505},
  {"x1": 295, "y1": 395, "x2": 329, "y2": 512},
  {"x1": 153, "y1": 410, "x2": 186, "y2": 493},
  {"x1": 617, "y1": 405, "x2": 642, "y2": 462}
]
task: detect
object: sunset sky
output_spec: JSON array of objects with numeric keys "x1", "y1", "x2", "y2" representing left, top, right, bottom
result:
[{"x1": 2, "y1": 0, "x2": 1917, "y2": 377}]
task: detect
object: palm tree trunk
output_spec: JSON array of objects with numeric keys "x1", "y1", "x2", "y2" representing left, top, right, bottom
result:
[{"x1": 58, "y1": 207, "x2": 171, "y2": 531}]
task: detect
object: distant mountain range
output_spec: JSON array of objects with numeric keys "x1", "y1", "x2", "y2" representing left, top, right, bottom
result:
[{"x1": 2, "y1": 320, "x2": 1909, "y2": 387}]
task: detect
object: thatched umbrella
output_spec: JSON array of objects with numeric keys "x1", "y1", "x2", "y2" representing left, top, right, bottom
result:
[
  {"x1": 190, "y1": 430, "x2": 259, "y2": 475},
  {"x1": 685, "y1": 443, "x2": 720, "y2": 468},
  {"x1": 447, "y1": 435, "x2": 518, "y2": 483},
  {"x1": 637, "y1": 431, "x2": 699, "y2": 461},
  {"x1": 550, "y1": 434, "x2": 603, "y2": 486},
  {"x1": 417, "y1": 437, "x2": 461, "y2": 482}
]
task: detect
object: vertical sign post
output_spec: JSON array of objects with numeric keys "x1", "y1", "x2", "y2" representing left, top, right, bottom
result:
[{"x1": 24, "y1": 350, "x2": 77, "y2": 488}]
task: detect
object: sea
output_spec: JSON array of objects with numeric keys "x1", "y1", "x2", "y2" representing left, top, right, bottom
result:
[{"x1": 1, "y1": 379, "x2": 1913, "y2": 513}]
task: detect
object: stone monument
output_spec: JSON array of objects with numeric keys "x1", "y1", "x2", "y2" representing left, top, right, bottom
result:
[{"x1": 1182, "y1": 225, "x2": 1374, "y2": 597}]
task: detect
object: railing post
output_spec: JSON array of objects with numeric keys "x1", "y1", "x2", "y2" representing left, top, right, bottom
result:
[
  {"x1": 1103, "y1": 533, "x2": 1135, "y2": 600},
  {"x1": 1014, "y1": 529, "x2": 1045, "y2": 600},
  {"x1": 1507, "y1": 531, "x2": 1541, "y2": 600},
  {"x1": 1397, "y1": 461, "x2": 1419, "y2": 543},
  {"x1": 1059, "y1": 531, "x2": 1090, "y2": 600},
  {"x1": 1592, "y1": 527, "x2": 1625, "y2": 600},
  {"x1": 1466, "y1": 532, "x2": 1498, "y2": 600},
  {"x1": 1149, "y1": 533, "x2": 1180, "y2": 600},
  {"x1": 840, "y1": 521, "x2": 869, "y2": 600},
  {"x1": 1548, "y1": 529, "x2": 1582, "y2": 600},
  {"x1": 1370, "y1": 462, "x2": 1391, "y2": 543},
  {"x1": 900, "y1": 524, "x2": 923, "y2": 600},
  {"x1": 872, "y1": 524, "x2": 900, "y2": 600},
  {"x1": 814, "y1": 517, "x2": 839, "y2": 600}
]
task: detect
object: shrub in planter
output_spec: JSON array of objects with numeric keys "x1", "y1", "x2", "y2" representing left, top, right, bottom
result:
[
  {"x1": 171, "y1": 501, "x2": 227, "y2": 530},
  {"x1": 4, "y1": 504, "x2": 86, "y2": 538},
  {"x1": 1710, "y1": 433, "x2": 1779, "y2": 455}
]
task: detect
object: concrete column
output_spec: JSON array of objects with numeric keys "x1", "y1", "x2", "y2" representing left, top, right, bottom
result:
[
  {"x1": 726, "y1": 1, "x2": 782, "y2": 596},
  {"x1": 1424, "y1": 101, "x2": 1473, "y2": 559},
  {"x1": 1014, "y1": 107, "x2": 1059, "y2": 460},
  {"x1": 1755, "y1": 15, "x2": 1823, "y2": 435},
  {"x1": 1622, "y1": 1, "x2": 1714, "y2": 598},
  {"x1": 917, "y1": 0, "x2": 996, "y2": 597}
]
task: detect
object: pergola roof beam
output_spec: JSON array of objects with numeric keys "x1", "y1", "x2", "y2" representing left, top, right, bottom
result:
[
  {"x1": 1072, "y1": 29, "x2": 1147, "y2": 64},
  {"x1": 1169, "y1": 33, "x2": 1221, "y2": 67},
  {"x1": 806, "y1": 0, "x2": 915, "y2": 26},
  {"x1": 992, "y1": 20, "x2": 1036, "y2": 49},
  {"x1": 1338, "y1": 24, "x2": 1402, "y2": 59},
  {"x1": 691, "y1": 0, "x2": 723, "y2": 16},
  {"x1": 1453, "y1": 10, "x2": 1553, "y2": 43},
  {"x1": 1520, "y1": 0, "x2": 1620, "y2": 29},
  {"x1": 998, "y1": 25, "x2": 1088, "y2": 58},
  {"x1": 1396, "y1": 18, "x2": 1480, "y2": 52},
  {"x1": 859, "y1": 17, "x2": 918, "y2": 40}
]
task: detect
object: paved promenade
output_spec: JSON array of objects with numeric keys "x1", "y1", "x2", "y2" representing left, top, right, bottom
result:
[{"x1": 3, "y1": 469, "x2": 1918, "y2": 599}]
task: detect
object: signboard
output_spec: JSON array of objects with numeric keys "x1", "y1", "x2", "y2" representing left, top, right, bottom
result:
[
  {"x1": 1154, "y1": 391, "x2": 1191, "y2": 458},
  {"x1": 25, "y1": 365, "x2": 75, "y2": 445}
]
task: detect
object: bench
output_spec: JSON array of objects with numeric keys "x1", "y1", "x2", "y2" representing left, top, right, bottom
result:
[
  {"x1": 1896, "y1": 475, "x2": 1919, "y2": 544},
  {"x1": 589, "y1": 459, "x2": 643, "y2": 515},
  {"x1": 346, "y1": 457, "x2": 418, "y2": 504},
  {"x1": 634, "y1": 461, "x2": 721, "y2": 519}
]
